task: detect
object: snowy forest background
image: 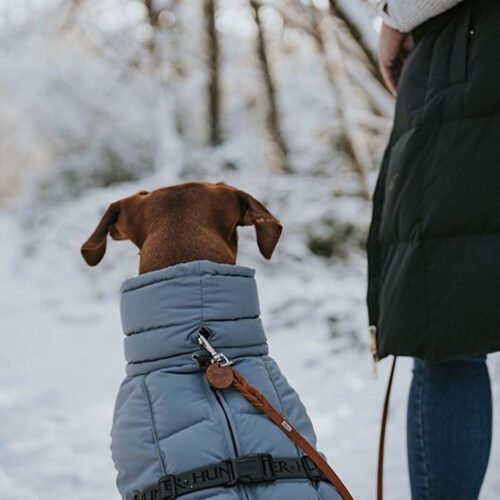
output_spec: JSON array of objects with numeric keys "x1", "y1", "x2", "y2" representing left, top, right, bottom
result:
[{"x1": 1, "y1": 0, "x2": 500, "y2": 498}]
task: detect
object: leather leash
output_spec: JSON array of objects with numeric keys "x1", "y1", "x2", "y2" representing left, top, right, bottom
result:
[
  {"x1": 377, "y1": 356, "x2": 397, "y2": 500},
  {"x1": 229, "y1": 368, "x2": 354, "y2": 500},
  {"x1": 198, "y1": 331, "x2": 354, "y2": 500}
]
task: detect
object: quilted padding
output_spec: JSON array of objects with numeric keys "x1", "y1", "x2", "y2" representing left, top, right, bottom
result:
[
  {"x1": 367, "y1": 0, "x2": 500, "y2": 361},
  {"x1": 111, "y1": 260, "x2": 341, "y2": 500}
]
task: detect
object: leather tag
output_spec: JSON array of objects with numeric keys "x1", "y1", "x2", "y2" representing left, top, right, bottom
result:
[{"x1": 206, "y1": 364, "x2": 234, "y2": 389}]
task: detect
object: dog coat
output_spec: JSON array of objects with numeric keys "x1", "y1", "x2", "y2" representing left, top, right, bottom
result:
[{"x1": 112, "y1": 260, "x2": 341, "y2": 500}]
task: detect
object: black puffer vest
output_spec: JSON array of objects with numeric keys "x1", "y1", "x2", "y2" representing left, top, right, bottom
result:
[{"x1": 367, "y1": 0, "x2": 500, "y2": 362}]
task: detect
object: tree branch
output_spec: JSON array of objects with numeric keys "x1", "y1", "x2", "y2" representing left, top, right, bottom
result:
[
  {"x1": 204, "y1": 0, "x2": 222, "y2": 146},
  {"x1": 249, "y1": 0, "x2": 291, "y2": 173}
]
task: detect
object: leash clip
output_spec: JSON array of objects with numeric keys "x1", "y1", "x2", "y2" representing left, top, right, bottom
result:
[{"x1": 197, "y1": 329, "x2": 233, "y2": 367}]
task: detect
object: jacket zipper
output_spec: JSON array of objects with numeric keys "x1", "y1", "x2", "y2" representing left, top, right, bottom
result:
[
  {"x1": 210, "y1": 385, "x2": 252, "y2": 500},
  {"x1": 213, "y1": 389, "x2": 239, "y2": 457}
]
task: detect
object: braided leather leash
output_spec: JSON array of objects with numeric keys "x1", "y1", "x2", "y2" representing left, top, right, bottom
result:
[
  {"x1": 198, "y1": 330, "x2": 354, "y2": 500},
  {"x1": 230, "y1": 369, "x2": 354, "y2": 500},
  {"x1": 204, "y1": 362, "x2": 354, "y2": 500}
]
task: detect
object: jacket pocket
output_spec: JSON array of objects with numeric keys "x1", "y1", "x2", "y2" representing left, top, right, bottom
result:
[
  {"x1": 448, "y1": 0, "x2": 474, "y2": 84},
  {"x1": 420, "y1": 0, "x2": 474, "y2": 103}
]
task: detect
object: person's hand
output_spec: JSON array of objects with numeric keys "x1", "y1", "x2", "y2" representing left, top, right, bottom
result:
[{"x1": 378, "y1": 22, "x2": 414, "y2": 96}]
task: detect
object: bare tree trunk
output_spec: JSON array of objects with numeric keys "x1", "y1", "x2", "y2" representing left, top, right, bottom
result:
[
  {"x1": 328, "y1": 0, "x2": 380, "y2": 79},
  {"x1": 144, "y1": 0, "x2": 160, "y2": 56},
  {"x1": 204, "y1": 0, "x2": 222, "y2": 146},
  {"x1": 307, "y1": 6, "x2": 372, "y2": 199},
  {"x1": 143, "y1": 0, "x2": 184, "y2": 180},
  {"x1": 144, "y1": 0, "x2": 160, "y2": 26},
  {"x1": 61, "y1": 0, "x2": 82, "y2": 32},
  {"x1": 249, "y1": 0, "x2": 291, "y2": 173},
  {"x1": 270, "y1": 1, "x2": 392, "y2": 118}
]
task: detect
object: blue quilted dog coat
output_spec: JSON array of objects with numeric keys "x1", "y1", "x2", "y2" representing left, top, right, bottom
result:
[{"x1": 112, "y1": 260, "x2": 341, "y2": 500}]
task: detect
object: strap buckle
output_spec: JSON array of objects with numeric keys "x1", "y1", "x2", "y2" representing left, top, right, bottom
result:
[
  {"x1": 227, "y1": 454, "x2": 276, "y2": 485},
  {"x1": 132, "y1": 492, "x2": 157, "y2": 500},
  {"x1": 158, "y1": 474, "x2": 177, "y2": 500},
  {"x1": 301, "y1": 455, "x2": 323, "y2": 482}
]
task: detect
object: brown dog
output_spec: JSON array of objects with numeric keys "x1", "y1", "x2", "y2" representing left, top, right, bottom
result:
[
  {"x1": 81, "y1": 182, "x2": 282, "y2": 273},
  {"x1": 79, "y1": 182, "x2": 346, "y2": 500}
]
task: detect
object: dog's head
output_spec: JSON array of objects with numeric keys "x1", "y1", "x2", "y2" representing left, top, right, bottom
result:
[{"x1": 81, "y1": 182, "x2": 282, "y2": 273}]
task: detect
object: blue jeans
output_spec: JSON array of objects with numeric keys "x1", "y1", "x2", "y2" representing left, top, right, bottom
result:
[{"x1": 407, "y1": 356, "x2": 492, "y2": 499}]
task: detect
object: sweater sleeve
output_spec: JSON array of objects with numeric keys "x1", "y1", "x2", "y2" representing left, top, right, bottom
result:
[{"x1": 385, "y1": 0, "x2": 464, "y2": 32}]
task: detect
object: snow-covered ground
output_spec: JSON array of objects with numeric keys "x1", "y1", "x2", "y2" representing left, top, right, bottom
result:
[
  {"x1": 1, "y1": 2, "x2": 499, "y2": 499},
  {"x1": 1, "y1": 171, "x2": 500, "y2": 500}
]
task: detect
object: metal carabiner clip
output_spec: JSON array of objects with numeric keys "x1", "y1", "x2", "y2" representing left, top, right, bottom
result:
[{"x1": 197, "y1": 330, "x2": 233, "y2": 367}]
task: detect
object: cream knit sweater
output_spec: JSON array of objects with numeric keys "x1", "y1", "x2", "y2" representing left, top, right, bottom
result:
[{"x1": 382, "y1": 0, "x2": 464, "y2": 32}]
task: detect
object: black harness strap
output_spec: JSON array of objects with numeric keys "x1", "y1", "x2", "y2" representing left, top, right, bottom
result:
[{"x1": 133, "y1": 454, "x2": 329, "y2": 500}]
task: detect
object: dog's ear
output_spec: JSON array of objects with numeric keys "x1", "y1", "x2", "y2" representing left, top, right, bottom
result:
[
  {"x1": 237, "y1": 190, "x2": 282, "y2": 259},
  {"x1": 81, "y1": 201, "x2": 122, "y2": 266}
]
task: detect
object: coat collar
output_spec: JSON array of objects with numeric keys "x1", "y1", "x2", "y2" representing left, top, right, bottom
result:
[{"x1": 120, "y1": 260, "x2": 268, "y2": 376}]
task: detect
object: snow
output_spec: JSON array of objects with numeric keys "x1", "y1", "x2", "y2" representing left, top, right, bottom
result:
[
  {"x1": 1, "y1": 1, "x2": 500, "y2": 499},
  {"x1": 2, "y1": 173, "x2": 500, "y2": 499}
]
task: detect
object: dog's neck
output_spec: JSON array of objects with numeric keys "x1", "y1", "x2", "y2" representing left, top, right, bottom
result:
[{"x1": 138, "y1": 226, "x2": 238, "y2": 274}]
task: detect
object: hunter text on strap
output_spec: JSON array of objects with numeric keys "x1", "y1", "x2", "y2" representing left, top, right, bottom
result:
[{"x1": 133, "y1": 454, "x2": 330, "y2": 500}]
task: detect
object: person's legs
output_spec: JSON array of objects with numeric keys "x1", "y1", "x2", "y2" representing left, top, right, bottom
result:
[{"x1": 407, "y1": 356, "x2": 492, "y2": 500}]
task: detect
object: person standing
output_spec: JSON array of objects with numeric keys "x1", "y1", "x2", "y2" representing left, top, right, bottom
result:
[{"x1": 367, "y1": 0, "x2": 499, "y2": 498}]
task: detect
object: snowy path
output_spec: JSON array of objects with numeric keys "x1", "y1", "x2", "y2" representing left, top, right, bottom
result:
[{"x1": 1, "y1": 213, "x2": 500, "y2": 500}]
